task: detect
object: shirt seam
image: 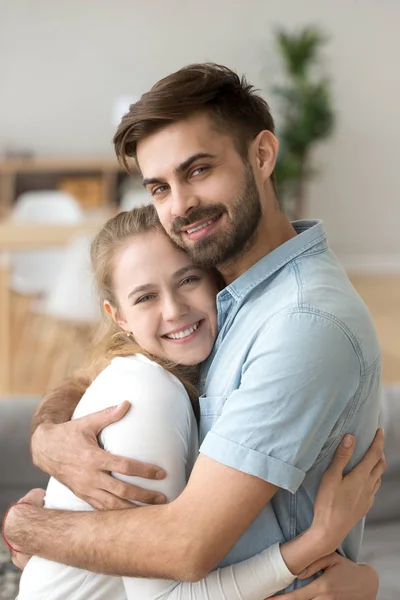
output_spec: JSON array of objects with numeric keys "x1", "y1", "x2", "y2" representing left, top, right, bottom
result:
[
  {"x1": 227, "y1": 232, "x2": 328, "y2": 301},
  {"x1": 254, "y1": 306, "x2": 368, "y2": 377}
]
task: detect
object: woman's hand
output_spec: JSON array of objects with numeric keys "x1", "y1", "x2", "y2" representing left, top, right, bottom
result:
[
  {"x1": 282, "y1": 553, "x2": 379, "y2": 600},
  {"x1": 279, "y1": 429, "x2": 385, "y2": 577},
  {"x1": 310, "y1": 428, "x2": 385, "y2": 556}
]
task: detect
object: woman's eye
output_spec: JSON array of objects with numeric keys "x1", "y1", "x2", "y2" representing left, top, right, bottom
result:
[{"x1": 136, "y1": 294, "x2": 155, "y2": 304}]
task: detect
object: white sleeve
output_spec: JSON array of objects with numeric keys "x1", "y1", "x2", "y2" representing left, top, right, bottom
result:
[
  {"x1": 93, "y1": 359, "x2": 295, "y2": 600},
  {"x1": 124, "y1": 543, "x2": 295, "y2": 599},
  {"x1": 97, "y1": 358, "x2": 197, "y2": 503}
]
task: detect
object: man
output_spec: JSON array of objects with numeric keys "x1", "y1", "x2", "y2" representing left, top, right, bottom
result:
[{"x1": 6, "y1": 63, "x2": 382, "y2": 597}]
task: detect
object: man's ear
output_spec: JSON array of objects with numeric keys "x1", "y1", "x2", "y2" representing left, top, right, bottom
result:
[
  {"x1": 253, "y1": 130, "x2": 279, "y2": 180},
  {"x1": 103, "y1": 300, "x2": 129, "y2": 331}
]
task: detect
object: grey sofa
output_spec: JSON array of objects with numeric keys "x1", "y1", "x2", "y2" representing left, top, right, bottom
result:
[
  {"x1": 0, "y1": 390, "x2": 399, "y2": 599},
  {"x1": 0, "y1": 397, "x2": 48, "y2": 518},
  {"x1": 359, "y1": 385, "x2": 400, "y2": 600}
]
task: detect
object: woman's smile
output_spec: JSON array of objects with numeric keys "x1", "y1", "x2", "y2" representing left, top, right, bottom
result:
[{"x1": 162, "y1": 319, "x2": 204, "y2": 343}]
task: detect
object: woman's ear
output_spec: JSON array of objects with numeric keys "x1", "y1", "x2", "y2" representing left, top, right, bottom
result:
[{"x1": 103, "y1": 300, "x2": 129, "y2": 331}]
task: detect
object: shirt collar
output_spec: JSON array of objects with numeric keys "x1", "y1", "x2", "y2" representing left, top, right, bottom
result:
[{"x1": 223, "y1": 219, "x2": 327, "y2": 301}]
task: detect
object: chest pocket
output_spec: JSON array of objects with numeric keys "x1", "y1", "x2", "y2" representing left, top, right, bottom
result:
[{"x1": 199, "y1": 395, "x2": 227, "y2": 444}]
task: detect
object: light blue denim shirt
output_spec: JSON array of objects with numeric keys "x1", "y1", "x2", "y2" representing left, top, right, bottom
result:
[{"x1": 199, "y1": 220, "x2": 381, "y2": 593}]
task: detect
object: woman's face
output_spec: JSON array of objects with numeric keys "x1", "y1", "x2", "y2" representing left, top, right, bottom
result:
[{"x1": 106, "y1": 230, "x2": 219, "y2": 366}]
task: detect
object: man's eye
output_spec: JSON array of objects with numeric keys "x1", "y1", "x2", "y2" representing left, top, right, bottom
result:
[
  {"x1": 181, "y1": 276, "x2": 200, "y2": 286},
  {"x1": 191, "y1": 166, "x2": 208, "y2": 178},
  {"x1": 152, "y1": 185, "x2": 168, "y2": 196}
]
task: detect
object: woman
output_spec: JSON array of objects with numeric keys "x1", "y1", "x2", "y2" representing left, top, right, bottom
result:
[{"x1": 16, "y1": 205, "x2": 381, "y2": 599}]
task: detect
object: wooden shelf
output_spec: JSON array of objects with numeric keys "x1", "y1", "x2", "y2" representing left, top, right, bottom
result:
[
  {"x1": 0, "y1": 156, "x2": 124, "y2": 173},
  {"x1": 0, "y1": 156, "x2": 134, "y2": 210}
]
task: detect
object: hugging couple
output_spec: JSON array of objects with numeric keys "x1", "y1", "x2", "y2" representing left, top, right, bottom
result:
[{"x1": 4, "y1": 63, "x2": 385, "y2": 600}]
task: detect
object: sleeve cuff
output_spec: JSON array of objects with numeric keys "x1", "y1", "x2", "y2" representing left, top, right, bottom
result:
[
  {"x1": 200, "y1": 431, "x2": 305, "y2": 493},
  {"x1": 271, "y1": 542, "x2": 298, "y2": 582}
]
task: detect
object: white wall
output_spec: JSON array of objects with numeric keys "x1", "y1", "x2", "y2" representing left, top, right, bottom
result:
[{"x1": 1, "y1": 0, "x2": 399, "y2": 270}]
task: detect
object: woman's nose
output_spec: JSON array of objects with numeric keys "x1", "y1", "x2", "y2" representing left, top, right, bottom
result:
[{"x1": 162, "y1": 295, "x2": 189, "y2": 321}]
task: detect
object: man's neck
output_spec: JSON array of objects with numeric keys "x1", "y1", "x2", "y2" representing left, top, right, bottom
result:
[{"x1": 220, "y1": 209, "x2": 297, "y2": 285}]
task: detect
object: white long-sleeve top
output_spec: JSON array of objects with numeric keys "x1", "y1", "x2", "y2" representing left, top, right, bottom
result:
[{"x1": 18, "y1": 354, "x2": 295, "y2": 600}]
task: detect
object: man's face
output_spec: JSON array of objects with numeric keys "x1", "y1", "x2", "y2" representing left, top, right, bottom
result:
[{"x1": 137, "y1": 113, "x2": 262, "y2": 268}]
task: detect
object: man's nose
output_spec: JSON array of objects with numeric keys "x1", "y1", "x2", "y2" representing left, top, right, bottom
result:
[{"x1": 171, "y1": 186, "x2": 200, "y2": 218}]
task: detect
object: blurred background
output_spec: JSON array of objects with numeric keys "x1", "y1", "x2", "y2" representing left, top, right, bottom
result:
[{"x1": 0, "y1": 1, "x2": 399, "y2": 598}]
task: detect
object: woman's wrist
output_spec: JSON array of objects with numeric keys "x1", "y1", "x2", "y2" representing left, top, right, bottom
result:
[{"x1": 280, "y1": 526, "x2": 330, "y2": 576}]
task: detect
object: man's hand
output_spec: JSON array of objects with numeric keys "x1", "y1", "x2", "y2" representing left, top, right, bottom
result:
[
  {"x1": 7, "y1": 488, "x2": 45, "y2": 571},
  {"x1": 282, "y1": 553, "x2": 379, "y2": 599},
  {"x1": 31, "y1": 401, "x2": 166, "y2": 510}
]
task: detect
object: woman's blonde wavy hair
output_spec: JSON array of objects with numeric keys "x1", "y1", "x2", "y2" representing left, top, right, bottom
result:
[{"x1": 86, "y1": 204, "x2": 202, "y2": 419}]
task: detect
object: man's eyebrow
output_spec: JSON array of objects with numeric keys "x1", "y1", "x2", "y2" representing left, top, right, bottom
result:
[
  {"x1": 175, "y1": 152, "x2": 216, "y2": 174},
  {"x1": 142, "y1": 153, "x2": 216, "y2": 187}
]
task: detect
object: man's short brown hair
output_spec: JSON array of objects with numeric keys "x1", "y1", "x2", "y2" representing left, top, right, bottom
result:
[{"x1": 113, "y1": 63, "x2": 275, "y2": 181}]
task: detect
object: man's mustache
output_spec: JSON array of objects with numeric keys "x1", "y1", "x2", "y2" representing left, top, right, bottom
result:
[{"x1": 171, "y1": 204, "x2": 226, "y2": 234}]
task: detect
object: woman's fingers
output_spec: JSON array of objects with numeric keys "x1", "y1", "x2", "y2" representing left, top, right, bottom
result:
[
  {"x1": 326, "y1": 434, "x2": 355, "y2": 478},
  {"x1": 373, "y1": 477, "x2": 382, "y2": 496},
  {"x1": 370, "y1": 455, "x2": 387, "y2": 482},
  {"x1": 355, "y1": 428, "x2": 385, "y2": 476},
  {"x1": 297, "y1": 552, "x2": 340, "y2": 580},
  {"x1": 279, "y1": 582, "x2": 317, "y2": 600}
]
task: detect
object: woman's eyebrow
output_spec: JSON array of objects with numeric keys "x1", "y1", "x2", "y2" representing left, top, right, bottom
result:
[
  {"x1": 173, "y1": 265, "x2": 200, "y2": 279},
  {"x1": 128, "y1": 283, "x2": 155, "y2": 301}
]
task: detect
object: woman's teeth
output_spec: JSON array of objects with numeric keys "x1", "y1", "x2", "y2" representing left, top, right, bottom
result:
[{"x1": 166, "y1": 322, "x2": 199, "y2": 340}]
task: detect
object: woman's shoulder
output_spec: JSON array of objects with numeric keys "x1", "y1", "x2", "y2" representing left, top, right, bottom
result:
[
  {"x1": 109, "y1": 354, "x2": 187, "y2": 390},
  {"x1": 73, "y1": 354, "x2": 189, "y2": 419}
]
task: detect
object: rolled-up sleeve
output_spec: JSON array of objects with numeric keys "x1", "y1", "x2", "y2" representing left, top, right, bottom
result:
[{"x1": 200, "y1": 310, "x2": 361, "y2": 493}]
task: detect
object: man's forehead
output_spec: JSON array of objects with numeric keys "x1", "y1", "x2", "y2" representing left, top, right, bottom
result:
[{"x1": 137, "y1": 114, "x2": 230, "y2": 176}]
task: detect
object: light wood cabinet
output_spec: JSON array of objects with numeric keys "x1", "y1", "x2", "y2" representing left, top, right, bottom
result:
[{"x1": 0, "y1": 156, "x2": 131, "y2": 211}]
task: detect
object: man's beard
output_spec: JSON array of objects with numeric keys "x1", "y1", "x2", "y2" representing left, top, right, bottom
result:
[{"x1": 170, "y1": 161, "x2": 262, "y2": 269}]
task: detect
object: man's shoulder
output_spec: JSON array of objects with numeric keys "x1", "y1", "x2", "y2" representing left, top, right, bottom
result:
[
  {"x1": 247, "y1": 249, "x2": 375, "y2": 333},
  {"x1": 244, "y1": 253, "x2": 381, "y2": 373}
]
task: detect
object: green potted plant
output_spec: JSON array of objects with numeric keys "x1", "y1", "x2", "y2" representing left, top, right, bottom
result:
[{"x1": 273, "y1": 26, "x2": 335, "y2": 219}]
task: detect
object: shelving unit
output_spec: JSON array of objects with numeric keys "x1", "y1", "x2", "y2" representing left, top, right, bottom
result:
[{"x1": 0, "y1": 156, "x2": 132, "y2": 211}]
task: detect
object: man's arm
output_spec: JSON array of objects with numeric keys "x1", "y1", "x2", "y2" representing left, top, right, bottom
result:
[
  {"x1": 5, "y1": 430, "x2": 385, "y2": 585},
  {"x1": 5, "y1": 457, "x2": 279, "y2": 581},
  {"x1": 31, "y1": 376, "x2": 88, "y2": 434}
]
